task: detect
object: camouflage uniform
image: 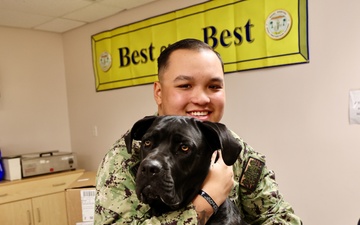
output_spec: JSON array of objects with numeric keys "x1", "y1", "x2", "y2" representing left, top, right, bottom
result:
[{"x1": 94, "y1": 129, "x2": 302, "y2": 225}]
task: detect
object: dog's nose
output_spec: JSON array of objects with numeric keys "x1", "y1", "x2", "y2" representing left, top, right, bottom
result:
[{"x1": 140, "y1": 160, "x2": 162, "y2": 176}]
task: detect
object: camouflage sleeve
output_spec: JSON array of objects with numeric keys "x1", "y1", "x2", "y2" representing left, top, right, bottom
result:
[
  {"x1": 231, "y1": 132, "x2": 302, "y2": 225},
  {"x1": 94, "y1": 134, "x2": 199, "y2": 225}
]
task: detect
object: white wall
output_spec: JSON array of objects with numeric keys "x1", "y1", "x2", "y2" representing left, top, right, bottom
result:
[
  {"x1": 1, "y1": 0, "x2": 359, "y2": 224},
  {"x1": 0, "y1": 27, "x2": 71, "y2": 156}
]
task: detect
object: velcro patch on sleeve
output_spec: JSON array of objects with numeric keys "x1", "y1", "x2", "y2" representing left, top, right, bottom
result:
[{"x1": 239, "y1": 157, "x2": 265, "y2": 192}]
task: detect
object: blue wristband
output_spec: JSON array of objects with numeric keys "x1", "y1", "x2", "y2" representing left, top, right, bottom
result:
[{"x1": 199, "y1": 190, "x2": 219, "y2": 214}]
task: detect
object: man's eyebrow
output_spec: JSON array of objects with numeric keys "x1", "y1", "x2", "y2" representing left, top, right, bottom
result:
[
  {"x1": 173, "y1": 75, "x2": 193, "y2": 82},
  {"x1": 173, "y1": 75, "x2": 224, "y2": 83},
  {"x1": 210, "y1": 77, "x2": 224, "y2": 83}
]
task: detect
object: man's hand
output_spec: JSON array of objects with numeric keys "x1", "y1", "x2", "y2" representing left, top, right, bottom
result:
[{"x1": 192, "y1": 150, "x2": 234, "y2": 224}]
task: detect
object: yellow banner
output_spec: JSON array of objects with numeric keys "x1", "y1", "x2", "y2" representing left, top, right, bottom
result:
[{"x1": 92, "y1": 0, "x2": 308, "y2": 91}]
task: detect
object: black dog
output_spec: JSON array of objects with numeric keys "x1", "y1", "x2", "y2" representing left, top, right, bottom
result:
[{"x1": 125, "y1": 116, "x2": 246, "y2": 225}]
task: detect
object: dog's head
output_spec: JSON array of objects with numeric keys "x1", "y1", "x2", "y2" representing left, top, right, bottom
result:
[{"x1": 125, "y1": 115, "x2": 242, "y2": 214}]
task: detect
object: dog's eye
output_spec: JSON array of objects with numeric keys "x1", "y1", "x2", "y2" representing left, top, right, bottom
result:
[
  {"x1": 181, "y1": 145, "x2": 189, "y2": 152},
  {"x1": 143, "y1": 140, "x2": 152, "y2": 147}
]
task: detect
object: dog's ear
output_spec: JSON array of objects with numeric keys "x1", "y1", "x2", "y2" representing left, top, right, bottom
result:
[
  {"x1": 199, "y1": 121, "x2": 242, "y2": 166},
  {"x1": 125, "y1": 116, "x2": 157, "y2": 153}
]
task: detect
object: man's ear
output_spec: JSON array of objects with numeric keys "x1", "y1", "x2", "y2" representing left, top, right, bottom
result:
[
  {"x1": 125, "y1": 116, "x2": 157, "y2": 153},
  {"x1": 153, "y1": 81, "x2": 162, "y2": 106}
]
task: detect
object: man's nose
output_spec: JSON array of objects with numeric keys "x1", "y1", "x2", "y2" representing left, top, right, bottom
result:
[{"x1": 190, "y1": 88, "x2": 210, "y2": 105}]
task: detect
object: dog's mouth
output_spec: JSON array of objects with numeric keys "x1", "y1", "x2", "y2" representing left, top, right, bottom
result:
[
  {"x1": 138, "y1": 185, "x2": 159, "y2": 203},
  {"x1": 137, "y1": 185, "x2": 180, "y2": 209}
]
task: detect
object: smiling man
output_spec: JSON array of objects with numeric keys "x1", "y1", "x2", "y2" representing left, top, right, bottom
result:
[
  {"x1": 154, "y1": 43, "x2": 225, "y2": 122},
  {"x1": 94, "y1": 38, "x2": 302, "y2": 225}
]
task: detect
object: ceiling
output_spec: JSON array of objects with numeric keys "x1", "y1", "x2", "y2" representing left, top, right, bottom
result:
[{"x1": 0, "y1": 0, "x2": 157, "y2": 33}]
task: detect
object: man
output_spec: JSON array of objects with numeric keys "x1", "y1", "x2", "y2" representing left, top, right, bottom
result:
[{"x1": 94, "y1": 38, "x2": 302, "y2": 224}]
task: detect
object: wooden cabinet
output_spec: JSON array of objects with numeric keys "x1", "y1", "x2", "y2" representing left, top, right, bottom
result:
[
  {"x1": 0, "y1": 169, "x2": 84, "y2": 225},
  {"x1": 0, "y1": 199, "x2": 33, "y2": 224},
  {"x1": 32, "y1": 192, "x2": 68, "y2": 225}
]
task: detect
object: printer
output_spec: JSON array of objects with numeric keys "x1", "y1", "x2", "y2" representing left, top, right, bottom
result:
[{"x1": 21, "y1": 151, "x2": 77, "y2": 178}]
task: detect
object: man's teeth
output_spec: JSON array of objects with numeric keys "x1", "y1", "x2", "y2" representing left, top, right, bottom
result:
[{"x1": 190, "y1": 112, "x2": 208, "y2": 116}]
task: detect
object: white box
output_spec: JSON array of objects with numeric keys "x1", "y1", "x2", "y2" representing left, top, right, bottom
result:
[{"x1": 2, "y1": 157, "x2": 22, "y2": 181}]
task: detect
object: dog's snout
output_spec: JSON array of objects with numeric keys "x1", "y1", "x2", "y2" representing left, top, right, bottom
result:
[{"x1": 140, "y1": 160, "x2": 162, "y2": 176}]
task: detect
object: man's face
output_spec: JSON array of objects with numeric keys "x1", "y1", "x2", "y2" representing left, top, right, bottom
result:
[{"x1": 154, "y1": 49, "x2": 225, "y2": 122}]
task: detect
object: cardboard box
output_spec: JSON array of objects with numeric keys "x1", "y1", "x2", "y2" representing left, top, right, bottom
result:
[
  {"x1": 2, "y1": 157, "x2": 22, "y2": 181},
  {"x1": 66, "y1": 171, "x2": 96, "y2": 225}
]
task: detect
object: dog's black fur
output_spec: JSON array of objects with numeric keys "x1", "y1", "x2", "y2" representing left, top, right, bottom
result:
[{"x1": 125, "y1": 116, "x2": 245, "y2": 225}]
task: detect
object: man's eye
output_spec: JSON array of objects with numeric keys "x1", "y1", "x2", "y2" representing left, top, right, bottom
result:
[
  {"x1": 178, "y1": 84, "x2": 191, "y2": 89},
  {"x1": 209, "y1": 84, "x2": 222, "y2": 90},
  {"x1": 143, "y1": 140, "x2": 152, "y2": 147}
]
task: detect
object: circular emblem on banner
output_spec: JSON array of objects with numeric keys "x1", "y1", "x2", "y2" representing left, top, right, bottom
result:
[
  {"x1": 265, "y1": 10, "x2": 292, "y2": 40},
  {"x1": 99, "y1": 51, "x2": 112, "y2": 72}
]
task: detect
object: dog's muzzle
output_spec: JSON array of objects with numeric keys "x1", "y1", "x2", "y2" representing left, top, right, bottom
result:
[{"x1": 136, "y1": 158, "x2": 180, "y2": 208}]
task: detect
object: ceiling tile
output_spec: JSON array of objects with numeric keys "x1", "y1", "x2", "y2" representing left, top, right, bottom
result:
[
  {"x1": 100, "y1": 0, "x2": 155, "y2": 9},
  {"x1": 0, "y1": 0, "x2": 160, "y2": 33},
  {"x1": 34, "y1": 18, "x2": 86, "y2": 33},
  {"x1": 63, "y1": 3, "x2": 124, "y2": 23},
  {"x1": 0, "y1": 9, "x2": 52, "y2": 28},
  {"x1": 0, "y1": 0, "x2": 92, "y2": 17}
]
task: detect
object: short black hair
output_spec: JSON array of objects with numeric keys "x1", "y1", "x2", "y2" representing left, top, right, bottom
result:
[{"x1": 157, "y1": 38, "x2": 224, "y2": 80}]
